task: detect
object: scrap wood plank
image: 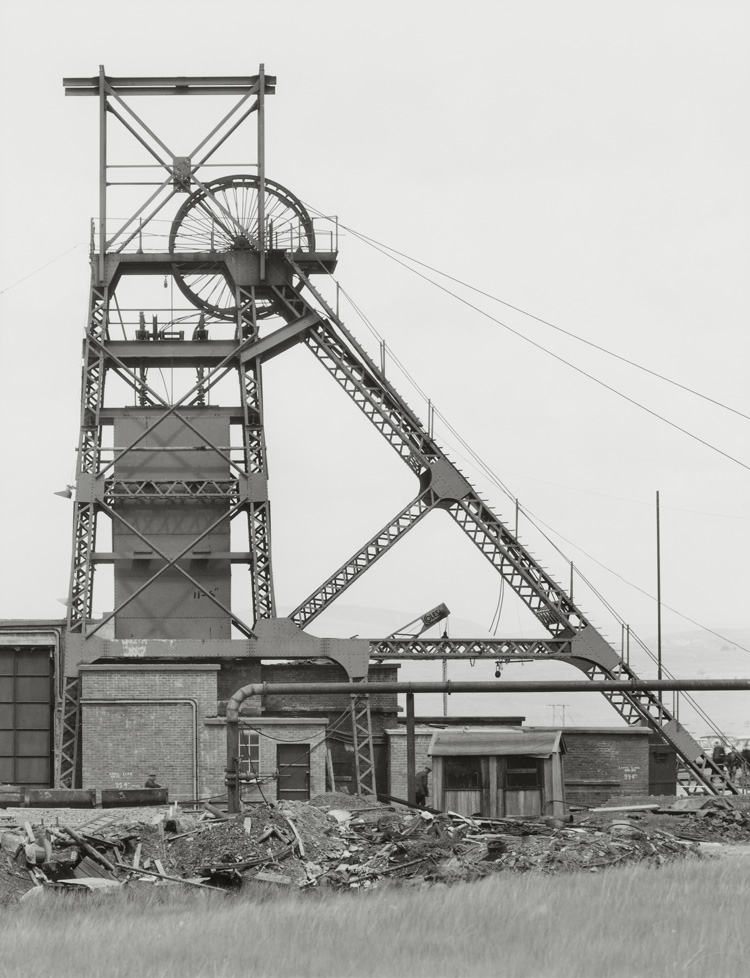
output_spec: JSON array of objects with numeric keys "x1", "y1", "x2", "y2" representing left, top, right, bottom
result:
[
  {"x1": 113, "y1": 858, "x2": 225, "y2": 892},
  {"x1": 378, "y1": 855, "x2": 432, "y2": 876},
  {"x1": 73, "y1": 856, "x2": 116, "y2": 880},
  {"x1": 277, "y1": 812, "x2": 305, "y2": 857},
  {"x1": 200, "y1": 843, "x2": 295, "y2": 873},
  {"x1": 252, "y1": 870, "x2": 292, "y2": 885},
  {"x1": 588, "y1": 805, "x2": 660, "y2": 813},
  {"x1": 61, "y1": 825, "x2": 117, "y2": 873},
  {"x1": 62, "y1": 877, "x2": 121, "y2": 891}
]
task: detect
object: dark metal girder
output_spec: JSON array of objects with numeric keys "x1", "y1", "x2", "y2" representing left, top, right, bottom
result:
[
  {"x1": 91, "y1": 552, "x2": 253, "y2": 564},
  {"x1": 99, "y1": 407, "x2": 245, "y2": 422},
  {"x1": 369, "y1": 637, "x2": 571, "y2": 659},
  {"x1": 101, "y1": 340, "x2": 239, "y2": 369},
  {"x1": 64, "y1": 76, "x2": 276, "y2": 96}
]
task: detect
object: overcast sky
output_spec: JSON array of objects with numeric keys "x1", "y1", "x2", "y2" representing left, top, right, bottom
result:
[{"x1": 1, "y1": 1, "x2": 749, "y2": 725}]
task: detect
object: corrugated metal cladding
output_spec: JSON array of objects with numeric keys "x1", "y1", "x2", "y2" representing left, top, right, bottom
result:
[
  {"x1": 0, "y1": 647, "x2": 53, "y2": 787},
  {"x1": 113, "y1": 413, "x2": 231, "y2": 640}
]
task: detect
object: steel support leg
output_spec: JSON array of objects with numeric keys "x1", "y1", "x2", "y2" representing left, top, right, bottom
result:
[{"x1": 350, "y1": 684, "x2": 377, "y2": 797}]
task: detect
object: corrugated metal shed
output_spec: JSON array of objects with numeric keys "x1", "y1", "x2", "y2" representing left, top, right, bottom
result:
[{"x1": 428, "y1": 728, "x2": 566, "y2": 758}]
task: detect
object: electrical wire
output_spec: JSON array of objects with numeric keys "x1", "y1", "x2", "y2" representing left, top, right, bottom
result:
[
  {"x1": 239, "y1": 707, "x2": 353, "y2": 789},
  {"x1": 306, "y1": 205, "x2": 750, "y2": 475},
  {"x1": 298, "y1": 212, "x2": 750, "y2": 766},
  {"x1": 340, "y1": 224, "x2": 750, "y2": 426},
  {"x1": 304, "y1": 211, "x2": 750, "y2": 759},
  {"x1": 0, "y1": 243, "x2": 86, "y2": 295}
]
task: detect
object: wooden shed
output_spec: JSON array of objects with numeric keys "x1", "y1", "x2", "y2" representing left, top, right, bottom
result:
[{"x1": 428, "y1": 728, "x2": 567, "y2": 818}]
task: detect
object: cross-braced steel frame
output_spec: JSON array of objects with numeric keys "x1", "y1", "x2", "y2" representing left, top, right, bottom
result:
[{"x1": 58, "y1": 68, "x2": 729, "y2": 797}]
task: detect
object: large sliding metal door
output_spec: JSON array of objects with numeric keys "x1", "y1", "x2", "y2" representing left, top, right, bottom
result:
[{"x1": 0, "y1": 647, "x2": 53, "y2": 787}]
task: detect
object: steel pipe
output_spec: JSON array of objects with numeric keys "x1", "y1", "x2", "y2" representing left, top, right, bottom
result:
[
  {"x1": 228, "y1": 679, "x2": 750, "y2": 700},
  {"x1": 224, "y1": 677, "x2": 750, "y2": 813}
]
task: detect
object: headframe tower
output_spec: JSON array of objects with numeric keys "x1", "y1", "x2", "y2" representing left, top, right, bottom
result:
[{"x1": 58, "y1": 68, "x2": 728, "y2": 796}]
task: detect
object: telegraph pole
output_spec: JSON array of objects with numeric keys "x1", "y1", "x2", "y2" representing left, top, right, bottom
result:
[{"x1": 657, "y1": 491, "x2": 663, "y2": 707}]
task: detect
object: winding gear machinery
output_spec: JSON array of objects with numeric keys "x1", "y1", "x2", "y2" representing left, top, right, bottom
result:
[{"x1": 169, "y1": 175, "x2": 315, "y2": 321}]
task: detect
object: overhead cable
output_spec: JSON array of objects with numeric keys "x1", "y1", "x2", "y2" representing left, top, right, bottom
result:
[
  {"x1": 0, "y1": 243, "x2": 86, "y2": 296},
  {"x1": 344, "y1": 225, "x2": 750, "y2": 425}
]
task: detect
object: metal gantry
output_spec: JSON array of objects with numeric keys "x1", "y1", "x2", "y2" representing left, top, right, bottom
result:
[{"x1": 58, "y1": 68, "x2": 727, "y2": 796}]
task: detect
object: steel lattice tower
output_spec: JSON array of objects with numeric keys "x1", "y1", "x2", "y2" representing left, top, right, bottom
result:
[{"x1": 58, "y1": 68, "x2": 728, "y2": 796}]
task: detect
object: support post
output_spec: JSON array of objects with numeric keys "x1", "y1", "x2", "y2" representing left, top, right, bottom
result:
[
  {"x1": 656, "y1": 490, "x2": 662, "y2": 707},
  {"x1": 406, "y1": 691, "x2": 416, "y2": 804},
  {"x1": 226, "y1": 711, "x2": 240, "y2": 814},
  {"x1": 257, "y1": 63, "x2": 266, "y2": 280},
  {"x1": 98, "y1": 64, "x2": 107, "y2": 285}
]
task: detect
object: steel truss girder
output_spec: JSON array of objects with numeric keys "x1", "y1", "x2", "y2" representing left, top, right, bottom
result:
[
  {"x1": 369, "y1": 637, "x2": 571, "y2": 659},
  {"x1": 350, "y1": 687, "x2": 377, "y2": 797},
  {"x1": 105, "y1": 480, "x2": 240, "y2": 500},
  {"x1": 290, "y1": 493, "x2": 432, "y2": 626},
  {"x1": 272, "y1": 270, "x2": 585, "y2": 636},
  {"x1": 446, "y1": 500, "x2": 580, "y2": 637},
  {"x1": 55, "y1": 677, "x2": 81, "y2": 790},
  {"x1": 264, "y1": 260, "x2": 731, "y2": 793},
  {"x1": 242, "y1": 357, "x2": 275, "y2": 619}
]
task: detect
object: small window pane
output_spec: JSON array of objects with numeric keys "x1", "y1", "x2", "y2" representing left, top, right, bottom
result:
[
  {"x1": 505, "y1": 755, "x2": 541, "y2": 789},
  {"x1": 239, "y1": 730, "x2": 261, "y2": 778},
  {"x1": 444, "y1": 756, "x2": 483, "y2": 790}
]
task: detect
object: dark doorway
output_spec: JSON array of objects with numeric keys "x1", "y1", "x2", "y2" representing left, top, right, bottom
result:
[
  {"x1": 0, "y1": 647, "x2": 53, "y2": 787},
  {"x1": 277, "y1": 743, "x2": 310, "y2": 800}
]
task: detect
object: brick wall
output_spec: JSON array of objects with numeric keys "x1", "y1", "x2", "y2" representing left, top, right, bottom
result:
[
  {"x1": 384, "y1": 726, "x2": 651, "y2": 810},
  {"x1": 386, "y1": 729, "x2": 434, "y2": 802},
  {"x1": 551, "y1": 727, "x2": 651, "y2": 807},
  {"x1": 217, "y1": 662, "x2": 400, "y2": 717},
  {"x1": 205, "y1": 718, "x2": 328, "y2": 805},
  {"x1": 80, "y1": 664, "x2": 219, "y2": 801},
  {"x1": 225, "y1": 662, "x2": 400, "y2": 795},
  {"x1": 80, "y1": 661, "x2": 401, "y2": 802}
]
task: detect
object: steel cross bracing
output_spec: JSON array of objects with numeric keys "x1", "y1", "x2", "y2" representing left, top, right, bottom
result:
[
  {"x1": 349, "y1": 687, "x2": 377, "y2": 796},
  {"x1": 241, "y1": 358, "x2": 276, "y2": 619},
  {"x1": 59, "y1": 70, "x2": 729, "y2": 798},
  {"x1": 264, "y1": 256, "x2": 730, "y2": 795}
]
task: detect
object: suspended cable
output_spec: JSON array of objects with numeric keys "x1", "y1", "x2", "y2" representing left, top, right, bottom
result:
[
  {"x1": 310, "y1": 209, "x2": 750, "y2": 426},
  {"x1": 0, "y1": 243, "x2": 86, "y2": 295},
  {"x1": 337, "y1": 260, "x2": 750, "y2": 523},
  {"x1": 347, "y1": 227, "x2": 750, "y2": 475},
  {"x1": 303, "y1": 205, "x2": 750, "y2": 760}
]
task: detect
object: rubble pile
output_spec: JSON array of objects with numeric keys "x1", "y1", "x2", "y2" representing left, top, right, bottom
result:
[
  {"x1": 582, "y1": 797, "x2": 750, "y2": 844},
  {"x1": 0, "y1": 793, "x2": 720, "y2": 903}
]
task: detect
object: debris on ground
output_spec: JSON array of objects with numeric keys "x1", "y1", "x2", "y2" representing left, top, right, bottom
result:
[
  {"x1": 1, "y1": 791, "x2": 726, "y2": 904},
  {"x1": 580, "y1": 795, "x2": 750, "y2": 843}
]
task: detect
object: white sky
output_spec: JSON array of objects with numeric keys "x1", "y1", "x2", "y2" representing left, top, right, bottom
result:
[{"x1": 1, "y1": 1, "x2": 749, "y2": 726}]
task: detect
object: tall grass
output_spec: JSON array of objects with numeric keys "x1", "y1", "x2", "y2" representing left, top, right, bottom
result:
[{"x1": 1, "y1": 858, "x2": 748, "y2": 978}]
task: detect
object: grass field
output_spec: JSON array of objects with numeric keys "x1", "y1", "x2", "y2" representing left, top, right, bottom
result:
[{"x1": 1, "y1": 857, "x2": 748, "y2": 978}]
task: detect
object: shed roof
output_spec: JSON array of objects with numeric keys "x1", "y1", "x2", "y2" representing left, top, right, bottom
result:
[{"x1": 428, "y1": 728, "x2": 566, "y2": 758}]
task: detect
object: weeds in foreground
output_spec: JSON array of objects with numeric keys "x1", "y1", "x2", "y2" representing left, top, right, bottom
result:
[{"x1": 1, "y1": 858, "x2": 748, "y2": 978}]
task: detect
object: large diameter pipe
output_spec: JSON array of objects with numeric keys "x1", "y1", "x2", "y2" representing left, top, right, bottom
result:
[
  {"x1": 228, "y1": 679, "x2": 750, "y2": 701},
  {"x1": 225, "y1": 678, "x2": 750, "y2": 813}
]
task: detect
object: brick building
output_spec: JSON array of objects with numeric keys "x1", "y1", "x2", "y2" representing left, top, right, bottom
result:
[
  {"x1": 387, "y1": 722, "x2": 659, "y2": 811},
  {"x1": 78, "y1": 659, "x2": 399, "y2": 802}
]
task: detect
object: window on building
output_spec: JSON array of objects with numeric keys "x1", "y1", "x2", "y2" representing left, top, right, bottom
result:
[
  {"x1": 239, "y1": 729, "x2": 260, "y2": 780},
  {"x1": 443, "y1": 756, "x2": 484, "y2": 790},
  {"x1": 504, "y1": 755, "x2": 541, "y2": 789}
]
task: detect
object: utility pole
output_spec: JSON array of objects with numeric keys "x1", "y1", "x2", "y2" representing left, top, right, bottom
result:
[
  {"x1": 656, "y1": 491, "x2": 662, "y2": 708},
  {"x1": 549, "y1": 704, "x2": 569, "y2": 726}
]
